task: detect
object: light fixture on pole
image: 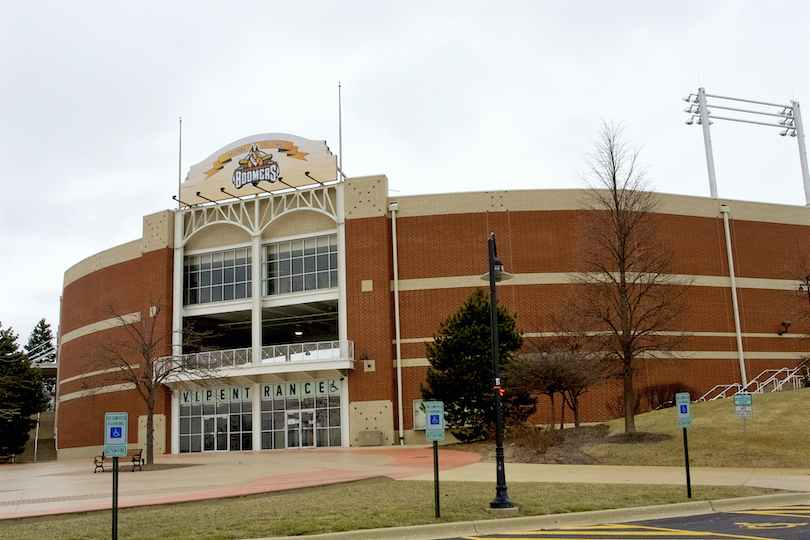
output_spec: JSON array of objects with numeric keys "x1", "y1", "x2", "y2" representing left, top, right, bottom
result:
[
  {"x1": 480, "y1": 232, "x2": 515, "y2": 511},
  {"x1": 682, "y1": 88, "x2": 809, "y2": 204}
]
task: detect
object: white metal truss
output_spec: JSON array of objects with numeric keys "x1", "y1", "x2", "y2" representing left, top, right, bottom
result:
[{"x1": 179, "y1": 185, "x2": 339, "y2": 245}]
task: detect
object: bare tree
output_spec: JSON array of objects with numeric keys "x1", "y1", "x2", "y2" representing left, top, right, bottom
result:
[
  {"x1": 571, "y1": 121, "x2": 688, "y2": 433},
  {"x1": 507, "y1": 348, "x2": 605, "y2": 429},
  {"x1": 92, "y1": 302, "x2": 212, "y2": 464}
]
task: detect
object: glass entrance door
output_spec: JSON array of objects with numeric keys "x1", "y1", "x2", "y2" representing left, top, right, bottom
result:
[
  {"x1": 203, "y1": 415, "x2": 228, "y2": 451},
  {"x1": 286, "y1": 410, "x2": 315, "y2": 448}
]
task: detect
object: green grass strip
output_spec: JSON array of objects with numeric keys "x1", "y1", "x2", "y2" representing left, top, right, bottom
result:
[{"x1": 0, "y1": 478, "x2": 776, "y2": 540}]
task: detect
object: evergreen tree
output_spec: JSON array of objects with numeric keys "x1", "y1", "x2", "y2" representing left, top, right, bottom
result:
[
  {"x1": 0, "y1": 323, "x2": 46, "y2": 455},
  {"x1": 25, "y1": 319, "x2": 56, "y2": 410},
  {"x1": 26, "y1": 319, "x2": 56, "y2": 363},
  {"x1": 421, "y1": 288, "x2": 528, "y2": 442}
]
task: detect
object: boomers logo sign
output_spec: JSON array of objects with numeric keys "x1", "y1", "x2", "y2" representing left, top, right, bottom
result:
[
  {"x1": 232, "y1": 144, "x2": 280, "y2": 189},
  {"x1": 181, "y1": 134, "x2": 337, "y2": 206}
]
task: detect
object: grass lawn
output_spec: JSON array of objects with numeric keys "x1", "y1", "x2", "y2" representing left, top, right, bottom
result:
[
  {"x1": 584, "y1": 387, "x2": 810, "y2": 468},
  {"x1": 0, "y1": 478, "x2": 774, "y2": 540},
  {"x1": 0, "y1": 388, "x2": 806, "y2": 539}
]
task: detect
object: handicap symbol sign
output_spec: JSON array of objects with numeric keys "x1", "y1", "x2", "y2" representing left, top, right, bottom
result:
[
  {"x1": 429, "y1": 414, "x2": 441, "y2": 425},
  {"x1": 110, "y1": 427, "x2": 122, "y2": 439},
  {"x1": 680, "y1": 405, "x2": 688, "y2": 414}
]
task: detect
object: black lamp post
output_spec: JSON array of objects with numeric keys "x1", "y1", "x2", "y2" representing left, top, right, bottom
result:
[{"x1": 481, "y1": 232, "x2": 515, "y2": 509}]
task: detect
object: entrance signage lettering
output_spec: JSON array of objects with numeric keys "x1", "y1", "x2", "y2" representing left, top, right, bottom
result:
[{"x1": 180, "y1": 379, "x2": 340, "y2": 405}]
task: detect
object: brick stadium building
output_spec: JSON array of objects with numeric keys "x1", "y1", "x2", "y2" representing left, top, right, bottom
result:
[{"x1": 54, "y1": 134, "x2": 810, "y2": 459}]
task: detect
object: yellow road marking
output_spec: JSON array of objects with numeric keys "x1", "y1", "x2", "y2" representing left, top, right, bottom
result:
[{"x1": 464, "y1": 521, "x2": 784, "y2": 539}]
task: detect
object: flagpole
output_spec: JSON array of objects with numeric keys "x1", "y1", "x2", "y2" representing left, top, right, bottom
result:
[
  {"x1": 178, "y1": 117, "x2": 182, "y2": 209},
  {"x1": 338, "y1": 82, "x2": 343, "y2": 179}
]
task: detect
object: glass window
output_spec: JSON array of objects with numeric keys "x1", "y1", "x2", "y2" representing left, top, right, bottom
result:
[
  {"x1": 183, "y1": 247, "x2": 252, "y2": 306},
  {"x1": 179, "y1": 382, "x2": 343, "y2": 453},
  {"x1": 273, "y1": 431, "x2": 284, "y2": 449},
  {"x1": 263, "y1": 234, "x2": 338, "y2": 297}
]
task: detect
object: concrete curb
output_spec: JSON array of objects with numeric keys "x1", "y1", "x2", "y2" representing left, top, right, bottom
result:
[{"x1": 259, "y1": 492, "x2": 810, "y2": 540}]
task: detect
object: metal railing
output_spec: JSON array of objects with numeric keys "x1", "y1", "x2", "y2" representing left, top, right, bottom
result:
[
  {"x1": 698, "y1": 362, "x2": 807, "y2": 401},
  {"x1": 156, "y1": 340, "x2": 353, "y2": 372},
  {"x1": 261, "y1": 341, "x2": 352, "y2": 363}
]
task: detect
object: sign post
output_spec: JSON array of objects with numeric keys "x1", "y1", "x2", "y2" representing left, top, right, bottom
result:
[
  {"x1": 675, "y1": 393, "x2": 692, "y2": 499},
  {"x1": 425, "y1": 401, "x2": 445, "y2": 518},
  {"x1": 734, "y1": 392, "x2": 753, "y2": 460},
  {"x1": 105, "y1": 412, "x2": 128, "y2": 540}
]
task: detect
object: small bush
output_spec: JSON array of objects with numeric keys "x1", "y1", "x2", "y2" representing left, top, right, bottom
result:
[
  {"x1": 509, "y1": 424, "x2": 564, "y2": 453},
  {"x1": 605, "y1": 382, "x2": 697, "y2": 418}
]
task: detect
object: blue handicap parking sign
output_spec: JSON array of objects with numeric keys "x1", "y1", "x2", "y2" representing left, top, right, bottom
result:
[
  {"x1": 110, "y1": 427, "x2": 122, "y2": 439},
  {"x1": 680, "y1": 405, "x2": 688, "y2": 414},
  {"x1": 429, "y1": 414, "x2": 441, "y2": 425}
]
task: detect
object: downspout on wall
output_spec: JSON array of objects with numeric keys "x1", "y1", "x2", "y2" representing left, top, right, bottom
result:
[
  {"x1": 390, "y1": 201, "x2": 405, "y2": 445},
  {"x1": 720, "y1": 204, "x2": 748, "y2": 388}
]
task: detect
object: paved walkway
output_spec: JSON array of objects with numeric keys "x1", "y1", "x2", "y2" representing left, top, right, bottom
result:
[{"x1": 0, "y1": 446, "x2": 808, "y2": 524}]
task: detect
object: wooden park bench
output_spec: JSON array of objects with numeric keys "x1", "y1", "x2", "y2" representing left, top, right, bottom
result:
[{"x1": 93, "y1": 448, "x2": 143, "y2": 473}]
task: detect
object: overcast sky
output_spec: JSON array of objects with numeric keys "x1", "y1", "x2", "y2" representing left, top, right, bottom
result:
[{"x1": 1, "y1": 1, "x2": 808, "y2": 345}]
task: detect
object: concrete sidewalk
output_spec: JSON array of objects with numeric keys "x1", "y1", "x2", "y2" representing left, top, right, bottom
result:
[
  {"x1": 0, "y1": 447, "x2": 481, "y2": 519},
  {"x1": 409, "y1": 461, "x2": 810, "y2": 492},
  {"x1": 0, "y1": 446, "x2": 808, "y2": 533}
]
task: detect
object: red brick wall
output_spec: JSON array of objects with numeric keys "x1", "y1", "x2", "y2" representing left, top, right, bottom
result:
[
  {"x1": 59, "y1": 201, "x2": 810, "y2": 446},
  {"x1": 57, "y1": 247, "x2": 173, "y2": 451},
  {"x1": 344, "y1": 216, "x2": 397, "y2": 406},
  {"x1": 383, "y1": 208, "x2": 809, "y2": 426}
]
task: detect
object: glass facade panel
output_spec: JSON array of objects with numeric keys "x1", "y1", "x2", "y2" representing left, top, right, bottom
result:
[
  {"x1": 178, "y1": 399, "x2": 255, "y2": 453},
  {"x1": 263, "y1": 234, "x2": 338, "y2": 297},
  {"x1": 179, "y1": 383, "x2": 341, "y2": 453},
  {"x1": 184, "y1": 248, "x2": 251, "y2": 306}
]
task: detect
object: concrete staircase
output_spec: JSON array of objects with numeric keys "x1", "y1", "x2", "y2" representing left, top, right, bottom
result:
[{"x1": 8, "y1": 411, "x2": 56, "y2": 463}]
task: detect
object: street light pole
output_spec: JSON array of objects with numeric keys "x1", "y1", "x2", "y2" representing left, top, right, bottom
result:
[
  {"x1": 683, "y1": 88, "x2": 809, "y2": 204},
  {"x1": 485, "y1": 232, "x2": 514, "y2": 509}
]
